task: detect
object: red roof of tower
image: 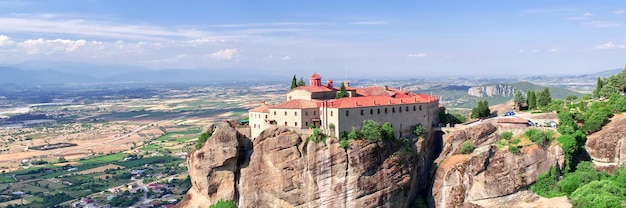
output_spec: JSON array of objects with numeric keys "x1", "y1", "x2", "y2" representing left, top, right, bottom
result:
[
  {"x1": 289, "y1": 85, "x2": 335, "y2": 93},
  {"x1": 309, "y1": 73, "x2": 322, "y2": 79}
]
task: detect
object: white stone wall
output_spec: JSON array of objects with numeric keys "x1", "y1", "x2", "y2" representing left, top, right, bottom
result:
[
  {"x1": 287, "y1": 90, "x2": 313, "y2": 101},
  {"x1": 249, "y1": 112, "x2": 269, "y2": 140}
]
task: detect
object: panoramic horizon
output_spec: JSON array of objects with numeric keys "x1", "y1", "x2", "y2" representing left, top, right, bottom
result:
[{"x1": 0, "y1": 0, "x2": 625, "y2": 78}]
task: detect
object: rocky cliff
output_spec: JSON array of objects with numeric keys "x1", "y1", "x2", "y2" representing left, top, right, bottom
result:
[
  {"x1": 585, "y1": 113, "x2": 626, "y2": 171},
  {"x1": 177, "y1": 121, "x2": 420, "y2": 208},
  {"x1": 430, "y1": 123, "x2": 566, "y2": 208},
  {"x1": 468, "y1": 85, "x2": 517, "y2": 97}
]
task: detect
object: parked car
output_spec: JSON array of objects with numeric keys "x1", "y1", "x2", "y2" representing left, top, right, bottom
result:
[{"x1": 505, "y1": 111, "x2": 515, "y2": 116}]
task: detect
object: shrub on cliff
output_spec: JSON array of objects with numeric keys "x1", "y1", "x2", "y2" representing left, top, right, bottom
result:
[
  {"x1": 459, "y1": 141, "x2": 474, "y2": 154},
  {"x1": 210, "y1": 199, "x2": 236, "y2": 208},
  {"x1": 195, "y1": 130, "x2": 212, "y2": 149}
]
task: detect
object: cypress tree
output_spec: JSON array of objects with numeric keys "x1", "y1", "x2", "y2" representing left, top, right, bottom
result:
[
  {"x1": 297, "y1": 77, "x2": 306, "y2": 86},
  {"x1": 527, "y1": 90, "x2": 537, "y2": 109},
  {"x1": 336, "y1": 82, "x2": 348, "y2": 98},
  {"x1": 291, "y1": 75, "x2": 297, "y2": 89},
  {"x1": 594, "y1": 77, "x2": 603, "y2": 98}
]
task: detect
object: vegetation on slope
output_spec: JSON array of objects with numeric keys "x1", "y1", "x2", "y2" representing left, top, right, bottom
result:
[{"x1": 530, "y1": 67, "x2": 626, "y2": 207}]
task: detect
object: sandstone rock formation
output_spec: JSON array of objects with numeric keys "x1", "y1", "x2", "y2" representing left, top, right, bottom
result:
[
  {"x1": 177, "y1": 122, "x2": 417, "y2": 208},
  {"x1": 468, "y1": 85, "x2": 517, "y2": 98},
  {"x1": 586, "y1": 113, "x2": 626, "y2": 171},
  {"x1": 431, "y1": 123, "x2": 565, "y2": 208}
]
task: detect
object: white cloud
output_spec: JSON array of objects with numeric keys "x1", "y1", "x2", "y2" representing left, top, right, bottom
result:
[
  {"x1": 596, "y1": 41, "x2": 616, "y2": 49},
  {"x1": 350, "y1": 21, "x2": 387, "y2": 25},
  {"x1": 280, "y1": 56, "x2": 291, "y2": 60},
  {"x1": 583, "y1": 21, "x2": 620, "y2": 28},
  {"x1": 208, "y1": 48, "x2": 238, "y2": 60},
  {"x1": 518, "y1": 49, "x2": 525, "y2": 53},
  {"x1": 407, "y1": 53, "x2": 427, "y2": 58},
  {"x1": 20, "y1": 38, "x2": 87, "y2": 54},
  {"x1": 549, "y1": 47, "x2": 559, "y2": 52},
  {"x1": 583, "y1": 12, "x2": 593, "y2": 17},
  {"x1": 0, "y1": 14, "x2": 211, "y2": 41},
  {"x1": 0, "y1": 35, "x2": 13, "y2": 46},
  {"x1": 530, "y1": 49, "x2": 540, "y2": 53},
  {"x1": 614, "y1": 10, "x2": 626, "y2": 15}
]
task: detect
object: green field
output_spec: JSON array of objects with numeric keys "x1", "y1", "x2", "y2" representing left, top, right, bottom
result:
[
  {"x1": 0, "y1": 174, "x2": 14, "y2": 183},
  {"x1": 33, "y1": 179, "x2": 67, "y2": 189},
  {"x1": 79, "y1": 153, "x2": 126, "y2": 165},
  {"x1": 115, "y1": 156, "x2": 181, "y2": 168}
]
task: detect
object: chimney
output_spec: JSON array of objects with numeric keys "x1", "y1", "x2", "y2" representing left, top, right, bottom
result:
[
  {"x1": 345, "y1": 81, "x2": 350, "y2": 87},
  {"x1": 388, "y1": 100, "x2": 391, "y2": 104},
  {"x1": 373, "y1": 100, "x2": 376, "y2": 105},
  {"x1": 327, "y1": 80, "x2": 333, "y2": 88},
  {"x1": 355, "y1": 101, "x2": 358, "y2": 106}
]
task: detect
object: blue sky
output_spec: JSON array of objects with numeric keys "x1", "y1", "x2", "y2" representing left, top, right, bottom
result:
[{"x1": 0, "y1": 0, "x2": 625, "y2": 78}]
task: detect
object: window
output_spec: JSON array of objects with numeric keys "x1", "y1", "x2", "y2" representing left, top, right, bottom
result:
[
  {"x1": 385, "y1": 108, "x2": 388, "y2": 113},
  {"x1": 265, "y1": 115, "x2": 268, "y2": 119},
  {"x1": 377, "y1": 109, "x2": 380, "y2": 114},
  {"x1": 361, "y1": 110, "x2": 364, "y2": 115},
  {"x1": 406, "y1": 106, "x2": 409, "y2": 112},
  {"x1": 306, "y1": 111, "x2": 308, "y2": 116},
  {"x1": 305, "y1": 122, "x2": 308, "y2": 126},
  {"x1": 274, "y1": 111, "x2": 276, "y2": 116},
  {"x1": 330, "y1": 111, "x2": 333, "y2": 116},
  {"x1": 314, "y1": 111, "x2": 316, "y2": 115},
  {"x1": 295, "y1": 112, "x2": 297, "y2": 116},
  {"x1": 285, "y1": 122, "x2": 288, "y2": 126},
  {"x1": 346, "y1": 110, "x2": 349, "y2": 116},
  {"x1": 400, "y1": 107, "x2": 402, "y2": 112},
  {"x1": 284, "y1": 111, "x2": 287, "y2": 116},
  {"x1": 392, "y1": 107, "x2": 395, "y2": 113},
  {"x1": 419, "y1": 105, "x2": 422, "y2": 111},
  {"x1": 413, "y1": 106, "x2": 416, "y2": 111},
  {"x1": 295, "y1": 122, "x2": 298, "y2": 126},
  {"x1": 370, "y1": 109, "x2": 373, "y2": 114}
]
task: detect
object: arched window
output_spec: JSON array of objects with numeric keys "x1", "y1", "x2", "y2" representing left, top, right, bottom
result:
[
  {"x1": 306, "y1": 111, "x2": 308, "y2": 116},
  {"x1": 305, "y1": 122, "x2": 308, "y2": 126},
  {"x1": 294, "y1": 112, "x2": 297, "y2": 116},
  {"x1": 284, "y1": 111, "x2": 287, "y2": 116},
  {"x1": 330, "y1": 111, "x2": 334, "y2": 116},
  {"x1": 285, "y1": 122, "x2": 288, "y2": 126},
  {"x1": 419, "y1": 105, "x2": 422, "y2": 111},
  {"x1": 370, "y1": 109, "x2": 373, "y2": 114},
  {"x1": 385, "y1": 108, "x2": 388, "y2": 113},
  {"x1": 314, "y1": 111, "x2": 316, "y2": 115},
  {"x1": 361, "y1": 110, "x2": 364, "y2": 115},
  {"x1": 377, "y1": 109, "x2": 380, "y2": 114},
  {"x1": 295, "y1": 122, "x2": 298, "y2": 126},
  {"x1": 406, "y1": 106, "x2": 409, "y2": 112},
  {"x1": 413, "y1": 106, "x2": 416, "y2": 111},
  {"x1": 274, "y1": 111, "x2": 277, "y2": 115},
  {"x1": 392, "y1": 107, "x2": 395, "y2": 113},
  {"x1": 400, "y1": 107, "x2": 402, "y2": 112},
  {"x1": 346, "y1": 111, "x2": 349, "y2": 116}
]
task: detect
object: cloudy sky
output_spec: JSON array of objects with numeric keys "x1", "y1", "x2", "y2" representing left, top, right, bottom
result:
[{"x1": 0, "y1": 0, "x2": 625, "y2": 78}]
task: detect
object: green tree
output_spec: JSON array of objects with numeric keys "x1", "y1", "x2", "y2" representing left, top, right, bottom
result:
[
  {"x1": 514, "y1": 90, "x2": 526, "y2": 107},
  {"x1": 381, "y1": 122, "x2": 395, "y2": 141},
  {"x1": 594, "y1": 77, "x2": 604, "y2": 98},
  {"x1": 361, "y1": 120, "x2": 382, "y2": 142},
  {"x1": 336, "y1": 82, "x2": 349, "y2": 98},
  {"x1": 527, "y1": 90, "x2": 537, "y2": 109},
  {"x1": 413, "y1": 124, "x2": 426, "y2": 137},
  {"x1": 297, "y1": 77, "x2": 306, "y2": 86},
  {"x1": 438, "y1": 108, "x2": 448, "y2": 126},
  {"x1": 537, "y1": 87, "x2": 552, "y2": 108},
  {"x1": 58, "y1": 156, "x2": 67, "y2": 163},
  {"x1": 291, "y1": 75, "x2": 297, "y2": 89},
  {"x1": 348, "y1": 128, "x2": 360, "y2": 140},
  {"x1": 470, "y1": 100, "x2": 490, "y2": 118}
]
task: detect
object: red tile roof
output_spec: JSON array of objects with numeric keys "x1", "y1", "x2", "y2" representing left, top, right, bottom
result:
[
  {"x1": 497, "y1": 117, "x2": 528, "y2": 124},
  {"x1": 321, "y1": 95, "x2": 437, "y2": 109},
  {"x1": 271, "y1": 99, "x2": 319, "y2": 109},
  {"x1": 310, "y1": 73, "x2": 322, "y2": 79},
  {"x1": 249, "y1": 102, "x2": 270, "y2": 113},
  {"x1": 289, "y1": 85, "x2": 335, "y2": 93},
  {"x1": 356, "y1": 86, "x2": 396, "y2": 97}
]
